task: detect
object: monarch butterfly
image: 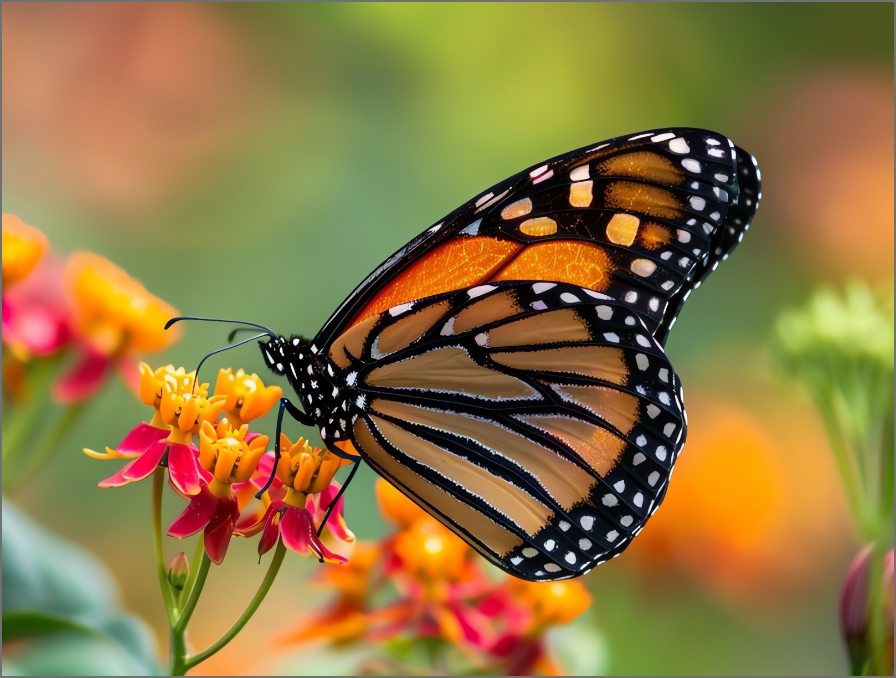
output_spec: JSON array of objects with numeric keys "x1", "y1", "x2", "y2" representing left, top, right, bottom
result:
[{"x1": 178, "y1": 128, "x2": 760, "y2": 581}]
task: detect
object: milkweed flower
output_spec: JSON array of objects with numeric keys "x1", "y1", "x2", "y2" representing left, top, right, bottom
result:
[
  {"x1": 213, "y1": 367, "x2": 282, "y2": 431},
  {"x1": 251, "y1": 434, "x2": 352, "y2": 563},
  {"x1": 168, "y1": 421, "x2": 269, "y2": 564},
  {"x1": 97, "y1": 373, "x2": 225, "y2": 495},
  {"x1": 2, "y1": 214, "x2": 49, "y2": 288},
  {"x1": 278, "y1": 543, "x2": 380, "y2": 646},
  {"x1": 55, "y1": 252, "x2": 180, "y2": 403}
]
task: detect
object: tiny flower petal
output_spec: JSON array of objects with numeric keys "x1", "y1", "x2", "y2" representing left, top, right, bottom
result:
[
  {"x1": 281, "y1": 506, "x2": 346, "y2": 563},
  {"x1": 167, "y1": 442, "x2": 202, "y2": 496},
  {"x1": 256, "y1": 502, "x2": 286, "y2": 557},
  {"x1": 203, "y1": 497, "x2": 239, "y2": 565},
  {"x1": 168, "y1": 489, "x2": 218, "y2": 539},
  {"x1": 120, "y1": 440, "x2": 169, "y2": 483},
  {"x1": 98, "y1": 458, "x2": 141, "y2": 488},
  {"x1": 114, "y1": 422, "x2": 170, "y2": 458}
]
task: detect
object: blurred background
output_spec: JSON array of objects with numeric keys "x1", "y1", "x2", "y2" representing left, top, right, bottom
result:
[{"x1": 3, "y1": 3, "x2": 893, "y2": 674}]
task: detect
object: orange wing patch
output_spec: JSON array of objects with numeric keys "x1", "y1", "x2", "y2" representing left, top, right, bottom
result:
[
  {"x1": 353, "y1": 237, "x2": 520, "y2": 326},
  {"x1": 604, "y1": 181, "x2": 681, "y2": 219},
  {"x1": 594, "y1": 151, "x2": 684, "y2": 185},
  {"x1": 491, "y1": 240, "x2": 616, "y2": 292}
]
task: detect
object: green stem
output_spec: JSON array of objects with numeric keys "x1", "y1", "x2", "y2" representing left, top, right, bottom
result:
[
  {"x1": 152, "y1": 468, "x2": 177, "y2": 627},
  {"x1": 2, "y1": 355, "x2": 60, "y2": 470},
  {"x1": 177, "y1": 538, "x2": 206, "y2": 614},
  {"x1": 175, "y1": 552, "x2": 211, "y2": 635},
  {"x1": 182, "y1": 540, "x2": 287, "y2": 673},
  {"x1": 169, "y1": 552, "x2": 211, "y2": 676},
  {"x1": 7, "y1": 401, "x2": 87, "y2": 493}
]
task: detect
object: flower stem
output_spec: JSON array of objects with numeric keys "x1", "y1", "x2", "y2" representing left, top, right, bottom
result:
[
  {"x1": 152, "y1": 468, "x2": 177, "y2": 627},
  {"x1": 175, "y1": 552, "x2": 211, "y2": 635},
  {"x1": 182, "y1": 539, "x2": 287, "y2": 673},
  {"x1": 7, "y1": 401, "x2": 87, "y2": 493},
  {"x1": 169, "y1": 552, "x2": 211, "y2": 676},
  {"x1": 1, "y1": 355, "x2": 59, "y2": 471}
]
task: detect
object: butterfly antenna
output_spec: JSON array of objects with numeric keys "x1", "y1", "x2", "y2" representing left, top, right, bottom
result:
[
  {"x1": 191, "y1": 333, "x2": 268, "y2": 393},
  {"x1": 227, "y1": 326, "x2": 262, "y2": 342},
  {"x1": 165, "y1": 315, "x2": 277, "y2": 339}
]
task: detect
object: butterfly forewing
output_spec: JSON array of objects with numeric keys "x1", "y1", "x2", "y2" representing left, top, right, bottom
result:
[
  {"x1": 317, "y1": 128, "x2": 759, "y2": 350},
  {"x1": 321, "y1": 281, "x2": 685, "y2": 581}
]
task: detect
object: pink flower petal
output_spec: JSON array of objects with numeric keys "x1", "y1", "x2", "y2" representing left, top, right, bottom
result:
[
  {"x1": 168, "y1": 488, "x2": 218, "y2": 538},
  {"x1": 204, "y1": 497, "x2": 239, "y2": 564},
  {"x1": 98, "y1": 458, "x2": 139, "y2": 488},
  {"x1": 281, "y1": 507, "x2": 346, "y2": 563},
  {"x1": 121, "y1": 439, "x2": 169, "y2": 482},
  {"x1": 256, "y1": 502, "x2": 285, "y2": 556},
  {"x1": 114, "y1": 422, "x2": 169, "y2": 458},
  {"x1": 53, "y1": 348, "x2": 112, "y2": 403},
  {"x1": 316, "y1": 483, "x2": 354, "y2": 542},
  {"x1": 449, "y1": 599, "x2": 484, "y2": 647},
  {"x1": 167, "y1": 442, "x2": 201, "y2": 496}
]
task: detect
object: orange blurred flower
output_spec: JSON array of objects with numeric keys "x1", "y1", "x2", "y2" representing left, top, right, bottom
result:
[
  {"x1": 66, "y1": 252, "x2": 178, "y2": 355},
  {"x1": 282, "y1": 477, "x2": 594, "y2": 675},
  {"x1": 2, "y1": 214, "x2": 49, "y2": 287},
  {"x1": 626, "y1": 394, "x2": 848, "y2": 609},
  {"x1": 53, "y1": 252, "x2": 180, "y2": 402},
  {"x1": 506, "y1": 579, "x2": 592, "y2": 636}
]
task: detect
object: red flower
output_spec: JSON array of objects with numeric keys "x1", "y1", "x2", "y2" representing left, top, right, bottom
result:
[
  {"x1": 167, "y1": 420, "x2": 269, "y2": 563},
  {"x1": 256, "y1": 500, "x2": 346, "y2": 564},
  {"x1": 168, "y1": 481, "x2": 240, "y2": 565}
]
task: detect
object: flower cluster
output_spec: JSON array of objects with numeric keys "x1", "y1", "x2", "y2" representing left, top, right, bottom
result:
[
  {"x1": 282, "y1": 477, "x2": 591, "y2": 675},
  {"x1": 86, "y1": 366, "x2": 356, "y2": 565},
  {"x1": 2, "y1": 213, "x2": 179, "y2": 404}
]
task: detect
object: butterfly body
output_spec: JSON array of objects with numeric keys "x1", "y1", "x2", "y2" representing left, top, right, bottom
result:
[{"x1": 261, "y1": 128, "x2": 759, "y2": 581}]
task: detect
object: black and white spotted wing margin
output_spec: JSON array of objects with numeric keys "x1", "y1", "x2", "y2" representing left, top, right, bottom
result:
[{"x1": 330, "y1": 280, "x2": 686, "y2": 581}]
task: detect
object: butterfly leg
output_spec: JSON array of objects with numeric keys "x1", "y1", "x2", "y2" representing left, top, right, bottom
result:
[
  {"x1": 315, "y1": 456, "x2": 361, "y2": 538},
  {"x1": 254, "y1": 397, "x2": 314, "y2": 498}
]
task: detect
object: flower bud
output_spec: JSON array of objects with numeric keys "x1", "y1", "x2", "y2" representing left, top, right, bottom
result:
[
  {"x1": 840, "y1": 545, "x2": 894, "y2": 674},
  {"x1": 167, "y1": 552, "x2": 190, "y2": 591}
]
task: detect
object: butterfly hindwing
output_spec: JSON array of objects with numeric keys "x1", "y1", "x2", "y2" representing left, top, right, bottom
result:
[
  {"x1": 322, "y1": 281, "x2": 686, "y2": 581},
  {"x1": 318, "y1": 128, "x2": 759, "y2": 350}
]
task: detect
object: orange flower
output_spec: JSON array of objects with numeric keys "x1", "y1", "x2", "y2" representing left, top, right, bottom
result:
[
  {"x1": 376, "y1": 476, "x2": 428, "y2": 528},
  {"x1": 66, "y1": 252, "x2": 179, "y2": 355},
  {"x1": 278, "y1": 543, "x2": 381, "y2": 646},
  {"x1": 392, "y1": 515, "x2": 472, "y2": 586},
  {"x1": 2, "y1": 214, "x2": 49, "y2": 287},
  {"x1": 505, "y1": 578, "x2": 592, "y2": 635},
  {"x1": 54, "y1": 253, "x2": 181, "y2": 402},
  {"x1": 275, "y1": 434, "x2": 351, "y2": 505},
  {"x1": 159, "y1": 383, "x2": 225, "y2": 440},
  {"x1": 213, "y1": 367, "x2": 282, "y2": 428}
]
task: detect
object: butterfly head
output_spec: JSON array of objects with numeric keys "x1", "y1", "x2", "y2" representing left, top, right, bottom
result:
[{"x1": 259, "y1": 334, "x2": 310, "y2": 379}]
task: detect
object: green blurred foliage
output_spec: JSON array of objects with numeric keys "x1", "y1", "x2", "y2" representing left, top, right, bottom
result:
[
  {"x1": 2, "y1": 502, "x2": 161, "y2": 675},
  {"x1": 2, "y1": 3, "x2": 892, "y2": 675}
]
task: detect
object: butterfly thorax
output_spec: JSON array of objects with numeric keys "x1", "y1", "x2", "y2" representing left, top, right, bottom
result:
[{"x1": 259, "y1": 334, "x2": 360, "y2": 443}]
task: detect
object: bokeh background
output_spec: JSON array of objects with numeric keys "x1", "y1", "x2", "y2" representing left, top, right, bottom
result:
[{"x1": 3, "y1": 3, "x2": 893, "y2": 674}]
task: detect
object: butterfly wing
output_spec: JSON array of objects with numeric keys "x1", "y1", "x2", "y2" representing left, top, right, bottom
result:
[
  {"x1": 653, "y1": 144, "x2": 761, "y2": 344},
  {"x1": 329, "y1": 281, "x2": 686, "y2": 581},
  {"x1": 317, "y1": 128, "x2": 760, "y2": 350}
]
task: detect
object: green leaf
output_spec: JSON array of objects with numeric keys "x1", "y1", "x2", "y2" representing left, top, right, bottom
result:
[
  {"x1": 1, "y1": 501, "x2": 162, "y2": 675},
  {"x1": 2, "y1": 611, "x2": 90, "y2": 642}
]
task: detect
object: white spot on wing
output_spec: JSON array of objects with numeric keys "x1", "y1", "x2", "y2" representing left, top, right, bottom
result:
[
  {"x1": 532, "y1": 282, "x2": 556, "y2": 294},
  {"x1": 460, "y1": 219, "x2": 482, "y2": 236},
  {"x1": 468, "y1": 285, "x2": 497, "y2": 298},
  {"x1": 668, "y1": 138, "x2": 690, "y2": 154},
  {"x1": 570, "y1": 165, "x2": 590, "y2": 181}
]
